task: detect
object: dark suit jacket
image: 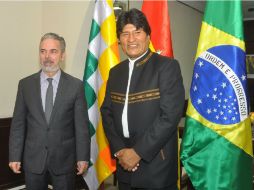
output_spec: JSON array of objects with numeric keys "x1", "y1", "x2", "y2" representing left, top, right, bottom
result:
[
  {"x1": 101, "y1": 50, "x2": 185, "y2": 188},
  {"x1": 9, "y1": 70, "x2": 90, "y2": 175}
]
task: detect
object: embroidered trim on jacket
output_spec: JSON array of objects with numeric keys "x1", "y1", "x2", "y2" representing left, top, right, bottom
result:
[
  {"x1": 136, "y1": 51, "x2": 153, "y2": 67},
  {"x1": 111, "y1": 88, "x2": 160, "y2": 104}
]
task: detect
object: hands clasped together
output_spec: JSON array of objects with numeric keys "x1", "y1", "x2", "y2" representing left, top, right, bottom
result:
[{"x1": 115, "y1": 148, "x2": 141, "y2": 172}]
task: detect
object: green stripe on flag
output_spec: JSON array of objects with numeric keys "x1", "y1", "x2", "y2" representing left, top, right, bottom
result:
[
  {"x1": 89, "y1": 20, "x2": 100, "y2": 43},
  {"x1": 84, "y1": 50, "x2": 98, "y2": 80},
  {"x1": 88, "y1": 161, "x2": 93, "y2": 167},
  {"x1": 88, "y1": 120, "x2": 96, "y2": 137},
  {"x1": 204, "y1": 0, "x2": 243, "y2": 40},
  {"x1": 181, "y1": 116, "x2": 253, "y2": 190},
  {"x1": 84, "y1": 81, "x2": 96, "y2": 109}
]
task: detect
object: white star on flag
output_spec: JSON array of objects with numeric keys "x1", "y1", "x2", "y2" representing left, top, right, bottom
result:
[
  {"x1": 212, "y1": 94, "x2": 217, "y2": 100},
  {"x1": 241, "y1": 75, "x2": 246, "y2": 81},
  {"x1": 221, "y1": 82, "x2": 226, "y2": 88},
  {"x1": 198, "y1": 61, "x2": 204, "y2": 67},
  {"x1": 197, "y1": 99, "x2": 202, "y2": 104}
]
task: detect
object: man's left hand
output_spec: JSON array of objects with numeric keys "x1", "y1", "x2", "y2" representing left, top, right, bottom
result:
[{"x1": 76, "y1": 161, "x2": 88, "y2": 175}]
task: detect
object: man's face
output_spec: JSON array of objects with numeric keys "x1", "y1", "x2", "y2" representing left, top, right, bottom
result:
[
  {"x1": 119, "y1": 24, "x2": 150, "y2": 59},
  {"x1": 39, "y1": 38, "x2": 65, "y2": 74}
]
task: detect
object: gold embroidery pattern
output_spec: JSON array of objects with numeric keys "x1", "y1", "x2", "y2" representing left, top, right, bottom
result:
[
  {"x1": 111, "y1": 88, "x2": 160, "y2": 104},
  {"x1": 136, "y1": 51, "x2": 153, "y2": 67},
  {"x1": 111, "y1": 94, "x2": 125, "y2": 103}
]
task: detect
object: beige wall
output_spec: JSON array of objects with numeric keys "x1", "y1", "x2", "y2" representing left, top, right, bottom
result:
[
  {"x1": 41, "y1": 1, "x2": 94, "y2": 78},
  {"x1": 169, "y1": 1, "x2": 202, "y2": 97},
  {"x1": 0, "y1": 1, "x2": 202, "y2": 118},
  {"x1": 0, "y1": 2, "x2": 42, "y2": 118}
]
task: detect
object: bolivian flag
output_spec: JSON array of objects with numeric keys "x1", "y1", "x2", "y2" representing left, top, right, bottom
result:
[
  {"x1": 83, "y1": 0, "x2": 118, "y2": 189},
  {"x1": 180, "y1": 0, "x2": 253, "y2": 189}
]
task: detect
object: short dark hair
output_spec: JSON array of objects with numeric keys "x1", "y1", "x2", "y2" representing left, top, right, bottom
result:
[{"x1": 116, "y1": 8, "x2": 151, "y2": 39}]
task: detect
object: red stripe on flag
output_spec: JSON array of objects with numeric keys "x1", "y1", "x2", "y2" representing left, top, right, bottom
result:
[
  {"x1": 99, "y1": 145, "x2": 116, "y2": 172},
  {"x1": 142, "y1": 0, "x2": 173, "y2": 57}
]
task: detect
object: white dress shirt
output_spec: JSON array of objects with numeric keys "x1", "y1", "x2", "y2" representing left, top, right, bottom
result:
[
  {"x1": 40, "y1": 70, "x2": 61, "y2": 111},
  {"x1": 121, "y1": 51, "x2": 148, "y2": 138}
]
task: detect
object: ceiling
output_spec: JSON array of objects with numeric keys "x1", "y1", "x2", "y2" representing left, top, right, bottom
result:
[{"x1": 178, "y1": 1, "x2": 254, "y2": 19}]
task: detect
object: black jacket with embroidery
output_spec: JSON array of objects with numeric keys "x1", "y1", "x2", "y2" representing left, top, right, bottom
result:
[{"x1": 101, "y1": 50, "x2": 185, "y2": 188}]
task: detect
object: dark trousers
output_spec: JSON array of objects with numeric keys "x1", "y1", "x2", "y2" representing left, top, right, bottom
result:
[
  {"x1": 25, "y1": 153, "x2": 75, "y2": 190},
  {"x1": 118, "y1": 182, "x2": 178, "y2": 190},
  {"x1": 25, "y1": 169, "x2": 75, "y2": 190}
]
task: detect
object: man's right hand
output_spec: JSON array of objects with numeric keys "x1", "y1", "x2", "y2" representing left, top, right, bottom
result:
[
  {"x1": 9, "y1": 162, "x2": 21, "y2": 174},
  {"x1": 116, "y1": 148, "x2": 141, "y2": 172}
]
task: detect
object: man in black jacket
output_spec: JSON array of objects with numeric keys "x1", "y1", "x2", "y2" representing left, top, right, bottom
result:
[{"x1": 101, "y1": 9, "x2": 185, "y2": 190}]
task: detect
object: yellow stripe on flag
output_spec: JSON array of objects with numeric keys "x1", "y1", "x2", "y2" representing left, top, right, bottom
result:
[{"x1": 195, "y1": 22, "x2": 245, "y2": 60}]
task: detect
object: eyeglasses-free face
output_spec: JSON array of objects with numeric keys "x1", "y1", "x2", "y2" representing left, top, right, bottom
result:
[{"x1": 119, "y1": 24, "x2": 150, "y2": 59}]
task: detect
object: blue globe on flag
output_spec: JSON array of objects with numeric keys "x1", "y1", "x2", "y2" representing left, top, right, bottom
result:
[{"x1": 190, "y1": 45, "x2": 248, "y2": 125}]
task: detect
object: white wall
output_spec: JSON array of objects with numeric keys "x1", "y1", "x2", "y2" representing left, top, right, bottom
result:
[{"x1": 0, "y1": 1, "x2": 202, "y2": 118}]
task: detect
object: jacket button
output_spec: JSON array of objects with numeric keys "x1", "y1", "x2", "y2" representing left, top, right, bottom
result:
[
  {"x1": 45, "y1": 146, "x2": 48, "y2": 149},
  {"x1": 47, "y1": 128, "x2": 50, "y2": 131}
]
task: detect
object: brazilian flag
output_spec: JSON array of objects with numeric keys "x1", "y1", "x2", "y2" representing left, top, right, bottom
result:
[{"x1": 180, "y1": 0, "x2": 253, "y2": 189}]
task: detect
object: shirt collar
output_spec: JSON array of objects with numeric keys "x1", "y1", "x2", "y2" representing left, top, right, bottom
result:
[
  {"x1": 128, "y1": 50, "x2": 148, "y2": 64},
  {"x1": 40, "y1": 69, "x2": 61, "y2": 84}
]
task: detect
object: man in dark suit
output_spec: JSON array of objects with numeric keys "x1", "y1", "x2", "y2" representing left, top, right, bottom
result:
[
  {"x1": 101, "y1": 9, "x2": 185, "y2": 190},
  {"x1": 9, "y1": 33, "x2": 90, "y2": 190}
]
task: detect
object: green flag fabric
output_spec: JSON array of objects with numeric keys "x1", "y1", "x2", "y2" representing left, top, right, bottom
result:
[{"x1": 180, "y1": 1, "x2": 253, "y2": 189}]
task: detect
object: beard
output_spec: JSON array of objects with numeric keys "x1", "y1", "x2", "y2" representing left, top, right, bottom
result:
[{"x1": 40, "y1": 59, "x2": 60, "y2": 73}]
